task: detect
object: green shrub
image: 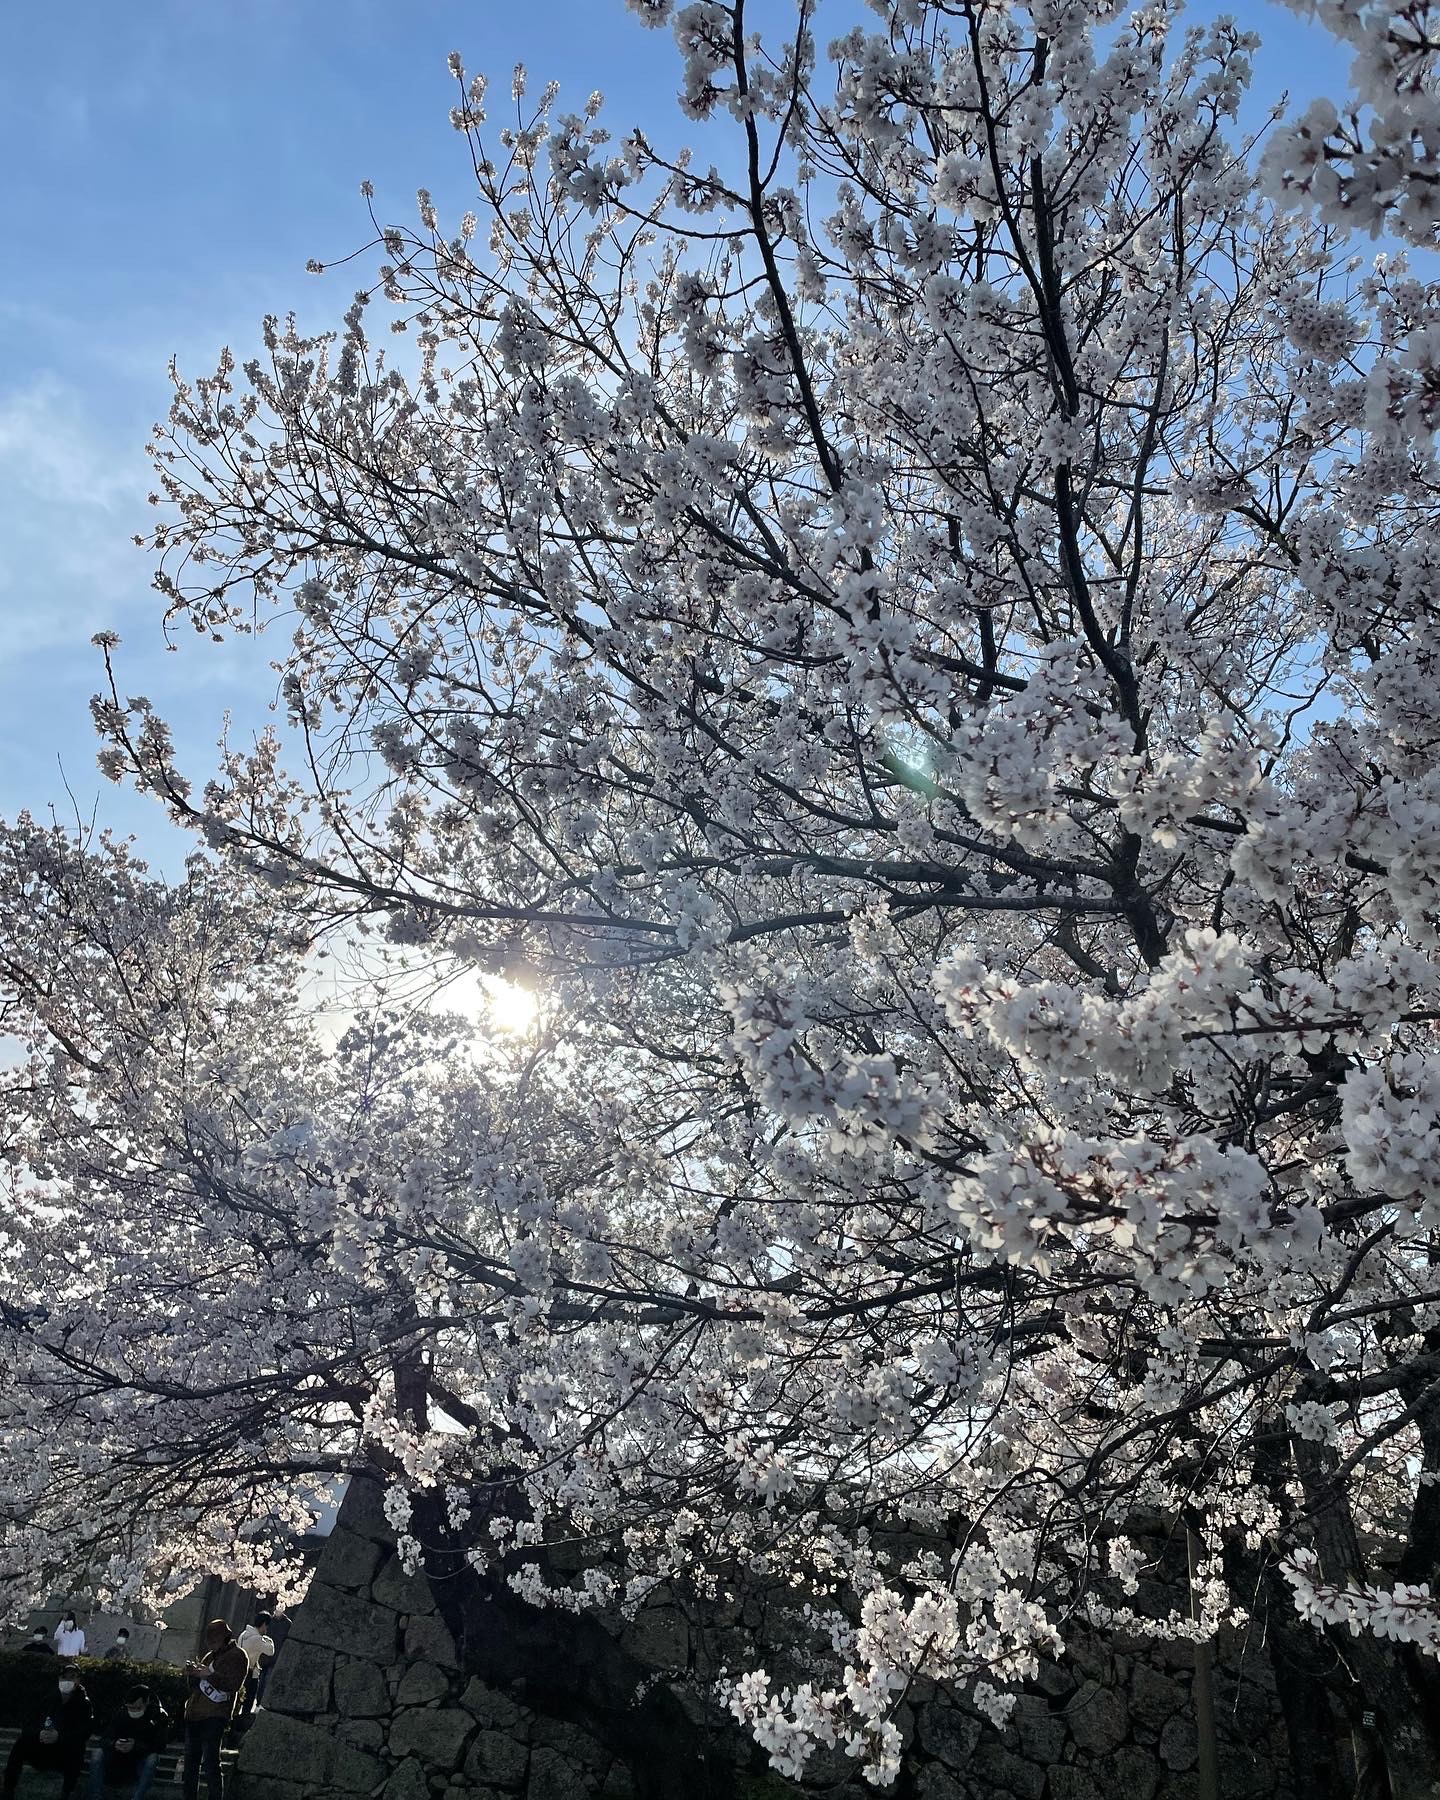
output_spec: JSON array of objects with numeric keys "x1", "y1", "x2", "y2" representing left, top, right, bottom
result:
[{"x1": 0, "y1": 1651, "x2": 188, "y2": 1735}]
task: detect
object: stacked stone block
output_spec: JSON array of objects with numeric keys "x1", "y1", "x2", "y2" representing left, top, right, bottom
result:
[{"x1": 237, "y1": 1478, "x2": 1296, "y2": 1800}]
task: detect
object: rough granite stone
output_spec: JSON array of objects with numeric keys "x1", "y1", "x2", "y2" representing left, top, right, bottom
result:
[
  {"x1": 1064, "y1": 1679, "x2": 1130, "y2": 1755},
  {"x1": 382, "y1": 1759, "x2": 432, "y2": 1800},
  {"x1": 598, "y1": 1765, "x2": 637, "y2": 1799},
  {"x1": 464, "y1": 1729, "x2": 529, "y2": 1788},
  {"x1": 1098, "y1": 1745, "x2": 1160, "y2": 1800},
  {"x1": 334, "y1": 1653, "x2": 389, "y2": 1717},
  {"x1": 1067, "y1": 1636, "x2": 1120, "y2": 1684},
  {"x1": 290, "y1": 1582, "x2": 399, "y2": 1663},
  {"x1": 619, "y1": 1605, "x2": 689, "y2": 1668},
  {"x1": 396, "y1": 1659, "x2": 451, "y2": 1706},
  {"x1": 1035, "y1": 1660, "x2": 1078, "y2": 1699},
  {"x1": 238, "y1": 1712, "x2": 385, "y2": 1795},
  {"x1": 914, "y1": 1766, "x2": 968, "y2": 1800},
  {"x1": 337, "y1": 1473, "x2": 394, "y2": 1542},
  {"x1": 403, "y1": 1611, "x2": 458, "y2": 1670},
  {"x1": 528, "y1": 1747, "x2": 597, "y2": 1800},
  {"x1": 915, "y1": 1703, "x2": 981, "y2": 1770},
  {"x1": 971, "y1": 1742, "x2": 1045, "y2": 1800},
  {"x1": 531, "y1": 1717, "x2": 609, "y2": 1769},
  {"x1": 263, "y1": 1642, "x2": 334, "y2": 1716},
  {"x1": 339, "y1": 1719, "x2": 385, "y2": 1752},
  {"x1": 1128, "y1": 1662, "x2": 1180, "y2": 1728},
  {"x1": 1012, "y1": 1694, "x2": 1068, "y2": 1764},
  {"x1": 1159, "y1": 1715, "x2": 1198, "y2": 1771},
  {"x1": 374, "y1": 1553, "x2": 438, "y2": 1615},
  {"x1": 1049, "y1": 1770, "x2": 1104, "y2": 1800},
  {"x1": 459, "y1": 1680, "x2": 530, "y2": 1735},
  {"x1": 389, "y1": 1707, "x2": 476, "y2": 1769},
  {"x1": 316, "y1": 1526, "x2": 385, "y2": 1593}
]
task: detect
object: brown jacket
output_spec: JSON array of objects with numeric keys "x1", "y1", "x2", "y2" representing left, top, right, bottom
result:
[{"x1": 183, "y1": 1640, "x2": 249, "y2": 1722}]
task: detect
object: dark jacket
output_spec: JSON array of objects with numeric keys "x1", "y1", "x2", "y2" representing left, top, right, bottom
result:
[
  {"x1": 19, "y1": 1639, "x2": 57, "y2": 1655},
  {"x1": 20, "y1": 1683, "x2": 93, "y2": 1750},
  {"x1": 183, "y1": 1640, "x2": 249, "y2": 1722},
  {"x1": 102, "y1": 1698, "x2": 170, "y2": 1767}
]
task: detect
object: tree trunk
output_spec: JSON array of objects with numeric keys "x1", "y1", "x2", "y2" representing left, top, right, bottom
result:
[{"x1": 1293, "y1": 1436, "x2": 1440, "y2": 1800}]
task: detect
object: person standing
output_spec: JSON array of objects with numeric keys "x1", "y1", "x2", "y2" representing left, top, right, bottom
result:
[
  {"x1": 54, "y1": 1612, "x2": 86, "y2": 1658},
  {"x1": 88, "y1": 1685, "x2": 169, "y2": 1800},
  {"x1": 180, "y1": 1620, "x2": 247, "y2": 1800},
  {"x1": 103, "y1": 1629, "x2": 133, "y2": 1662},
  {"x1": 233, "y1": 1615, "x2": 274, "y2": 1729},
  {"x1": 19, "y1": 1627, "x2": 56, "y2": 1656},
  {"x1": 2, "y1": 1668, "x2": 93, "y2": 1799},
  {"x1": 255, "y1": 1609, "x2": 288, "y2": 1706}
]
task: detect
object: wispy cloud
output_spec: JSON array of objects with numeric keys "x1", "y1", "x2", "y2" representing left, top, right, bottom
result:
[{"x1": 0, "y1": 376, "x2": 151, "y2": 655}]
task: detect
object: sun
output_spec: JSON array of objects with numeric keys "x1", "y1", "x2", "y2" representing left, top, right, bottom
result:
[
  {"x1": 430, "y1": 967, "x2": 541, "y2": 1037},
  {"x1": 483, "y1": 975, "x2": 539, "y2": 1035}
]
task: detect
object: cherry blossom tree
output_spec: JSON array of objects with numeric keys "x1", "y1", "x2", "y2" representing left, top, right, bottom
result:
[{"x1": 7, "y1": 0, "x2": 1440, "y2": 1792}]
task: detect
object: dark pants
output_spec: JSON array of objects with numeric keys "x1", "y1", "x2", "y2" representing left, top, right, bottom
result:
[
  {"x1": 236, "y1": 1672, "x2": 259, "y2": 1729},
  {"x1": 89, "y1": 1747, "x2": 158, "y2": 1799},
  {"x1": 181, "y1": 1721, "x2": 226, "y2": 1800},
  {"x1": 3, "y1": 1737, "x2": 86, "y2": 1798}
]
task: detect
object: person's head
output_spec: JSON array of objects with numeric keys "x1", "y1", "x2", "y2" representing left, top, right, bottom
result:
[
  {"x1": 202, "y1": 1619, "x2": 232, "y2": 1651},
  {"x1": 60, "y1": 1611, "x2": 76, "y2": 1629},
  {"x1": 56, "y1": 1671, "x2": 78, "y2": 1698},
  {"x1": 30, "y1": 1626, "x2": 45, "y2": 1644},
  {"x1": 254, "y1": 1611, "x2": 271, "y2": 1630},
  {"x1": 115, "y1": 1628, "x2": 130, "y2": 1646},
  {"x1": 125, "y1": 1686, "x2": 150, "y2": 1719}
]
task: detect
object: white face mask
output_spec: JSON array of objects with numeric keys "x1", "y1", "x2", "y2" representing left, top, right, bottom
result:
[
  {"x1": 57, "y1": 1681, "x2": 76, "y2": 1697},
  {"x1": 127, "y1": 1706, "x2": 145, "y2": 1719}
]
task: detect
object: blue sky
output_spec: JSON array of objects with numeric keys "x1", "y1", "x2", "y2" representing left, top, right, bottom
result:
[{"x1": 0, "y1": 0, "x2": 1349, "y2": 865}]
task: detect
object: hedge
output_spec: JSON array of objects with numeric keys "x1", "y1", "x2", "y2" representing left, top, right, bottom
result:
[{"x1": 0, "y1": 1652, "x2": 188, "y2": 1734}]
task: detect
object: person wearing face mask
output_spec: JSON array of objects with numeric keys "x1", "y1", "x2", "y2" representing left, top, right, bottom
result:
[
  {"x1": 102, "y1": 1629, "x2": 134, "y2": 1662},
  {"x1": 53, "y1": 1612, "x2": 87, "y2": 1658},
  {"x1": 89, "y1": 1686, "x2": 170, "y2": 1800},
  {"x1": 2, "y1": 1667, "x2": 93, "y2": 1799},
  {"x1": 19, "y1": 1626, "x2": 56, "y2": 1656}
]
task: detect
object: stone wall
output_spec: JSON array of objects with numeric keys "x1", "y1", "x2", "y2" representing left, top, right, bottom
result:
[{"x1": 236, "y1": 1476, "x2": 1297, "y2": 1800}]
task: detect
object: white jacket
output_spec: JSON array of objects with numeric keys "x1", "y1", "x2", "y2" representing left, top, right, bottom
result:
[
  {"x1": 54, "y1": 1623, "x2": 86, "y2": 1657},
  {"x1": 236, "y1": 1625, "x2": 275, "y2": 1672}
]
